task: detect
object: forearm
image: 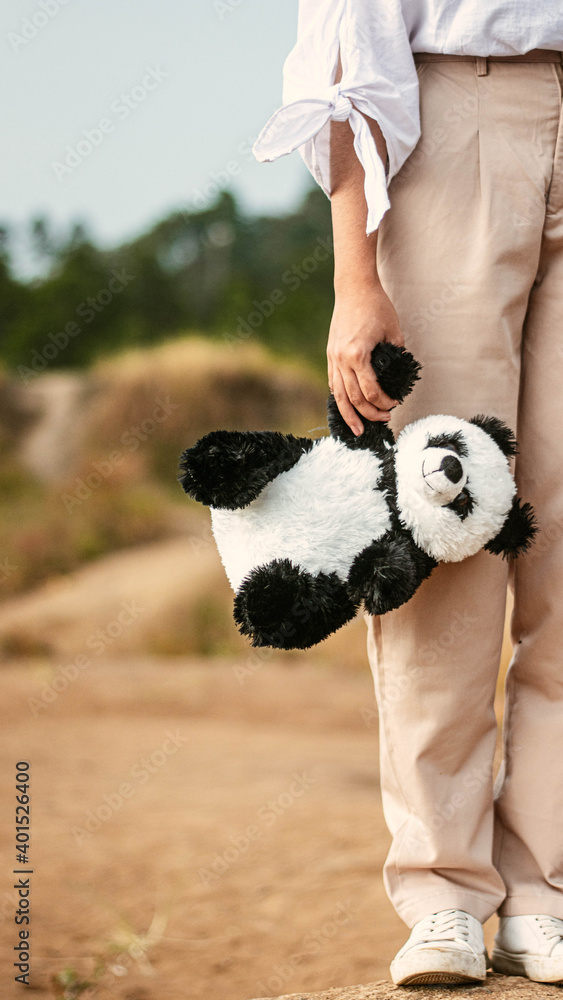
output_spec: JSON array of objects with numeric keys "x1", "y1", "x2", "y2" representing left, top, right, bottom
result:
[
  {"x1": 330, "y1": 59, "x2": 388, "y2": 293},
  {"x1": 327, "y1": 58, "x2": 403, "y2": 435}
]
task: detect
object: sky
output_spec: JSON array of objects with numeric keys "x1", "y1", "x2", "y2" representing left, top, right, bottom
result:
[{"x1": 1, "y1": 0, "x2": 312, "y2": 262}]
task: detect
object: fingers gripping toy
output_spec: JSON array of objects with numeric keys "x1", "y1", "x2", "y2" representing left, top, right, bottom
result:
[{"x1": 178, "y1": 344, "x2": 537, "y2": 650}]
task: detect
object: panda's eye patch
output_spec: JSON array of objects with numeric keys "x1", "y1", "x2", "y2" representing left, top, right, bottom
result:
[
  {"x1": 446, "y1": 486, "x2": 475, "y2": 520},
  {"x1": 425, "y1": 431, "x2": 468, "y2": 457}
]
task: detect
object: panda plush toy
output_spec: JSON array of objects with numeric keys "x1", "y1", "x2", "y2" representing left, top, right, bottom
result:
[{"x1": 178, "y1": 343, "x2": 537, "y2": 650}]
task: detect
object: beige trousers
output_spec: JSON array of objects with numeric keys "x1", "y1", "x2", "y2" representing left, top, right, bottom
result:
[{"x1": 367, "y1": 54, "x2": 563, "y2": 927}]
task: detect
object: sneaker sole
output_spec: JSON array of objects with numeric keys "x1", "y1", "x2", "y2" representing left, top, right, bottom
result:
[
  {"x1": 492, "y1": 947, "x2": 563, "y2": 984},
  {"x1": 391, "y1": 950, "x2": 486, "y2": 986},
  {"x1": 395, "y1": 971, "x2": 485, "y2": 986}
]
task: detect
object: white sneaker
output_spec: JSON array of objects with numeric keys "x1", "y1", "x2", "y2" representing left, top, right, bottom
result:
[
  {"x1": 492, "y1": 914, "x2": 563, "y2": 982},
  {"x1": 390, "y1": 908, "x2": 487, "y2": 986}
]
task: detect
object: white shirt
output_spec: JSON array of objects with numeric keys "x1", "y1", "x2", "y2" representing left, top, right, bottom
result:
[{"x1": 252, "y1": 2, "x2": 563, "y2": 234}]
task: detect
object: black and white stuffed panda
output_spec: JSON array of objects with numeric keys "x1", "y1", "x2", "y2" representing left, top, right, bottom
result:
[{"x1": 178, "y1": 344, "x2": 537, "y2": 650}]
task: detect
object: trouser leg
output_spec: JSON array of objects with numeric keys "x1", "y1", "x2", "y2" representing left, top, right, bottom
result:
[
  {"x1": 494, "y1": 61, "x2": 563, "y2": 913},
  {"x1": 367, "y1": 58, "x2": 561, "y2": 927}
]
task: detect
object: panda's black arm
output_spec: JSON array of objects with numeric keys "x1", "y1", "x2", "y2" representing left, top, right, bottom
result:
[
  {"x1": 178, "y1": 430, "x2": 314, "y2": 510},
  {"x1": 347, "y1": 528, "x2": 437, "y2": 616},
  {"x1": 328, "y1": 342, "x2": 422, "y2": 454},
  {"x1": 327, "y1": 395, "x2": 396, "y2": 453}
]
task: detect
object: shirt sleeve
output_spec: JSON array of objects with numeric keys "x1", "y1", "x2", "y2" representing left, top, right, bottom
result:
[{"x1": 252, "y1": 0, "x2": 421, "y2": 236}]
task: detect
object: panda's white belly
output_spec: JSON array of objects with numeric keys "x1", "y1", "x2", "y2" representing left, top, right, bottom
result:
[{"x1": 211, "y1": 436, "x2": 391, "y2": 591}]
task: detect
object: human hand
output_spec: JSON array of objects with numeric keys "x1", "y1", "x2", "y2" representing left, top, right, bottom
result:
[{"x1": 327, "y1": 281, "x2": 405, "y2": 436}]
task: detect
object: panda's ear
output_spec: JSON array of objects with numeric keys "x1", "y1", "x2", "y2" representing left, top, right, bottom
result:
[
  {"x1": 469, "y1": 415, "x2": 518, "y2": 457},
  {"x1": 484, "y1": 497, "x2": 538, "y2": 560}
]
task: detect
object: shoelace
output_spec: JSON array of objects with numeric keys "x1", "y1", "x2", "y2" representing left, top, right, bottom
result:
[
  {"x1": 414, "y1": 909, "x2": 470, "y2": 943},
  {"x1": 536, "y1": 915, "x2": 563, "y2": 941}
]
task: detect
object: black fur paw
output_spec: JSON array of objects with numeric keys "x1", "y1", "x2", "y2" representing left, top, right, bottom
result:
[
  {"x1": 178, "y1": 430, "x2": 313, "y2": 509},
  {"x1": 370, "y1": 342, "x2": 422, "y2": 404},
  {"x1": 348, "y1": 531, "x2": 436, "y2": 615},
  {"x1": 234, "y1": 559, "x2": 359, "y2": 649}
]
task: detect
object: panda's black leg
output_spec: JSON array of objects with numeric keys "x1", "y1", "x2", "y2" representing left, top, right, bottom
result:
[
  {"x1": 347, "y1": 531, "x2": 437, "y2": 616},
  {"x1": 178, "y1": 430, "x2": 314, "y2": 510},
  {"x1": 234, "y1": 559, "x2": 359, "y2": 649}
]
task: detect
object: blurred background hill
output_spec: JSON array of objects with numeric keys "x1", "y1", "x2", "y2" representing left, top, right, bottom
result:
[
  {"x1": 0, "y1": 186, "x2": 348, "y2": 656},
  {"x1": 0, "y1": 192, "x2": 347, "y2": 659}
]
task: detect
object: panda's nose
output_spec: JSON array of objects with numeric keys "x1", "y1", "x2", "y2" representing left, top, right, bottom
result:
[{"x1": 440, "y1": 454, "x2": 463, "y2": 483}]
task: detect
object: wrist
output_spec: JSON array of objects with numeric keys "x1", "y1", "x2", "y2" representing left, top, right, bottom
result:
[
  {"x1": 332, "y1": 229, "x2": 382, "y2": 296},
  {"x1": 334, "y1": 271, "x2": 383, "y2": 297}
]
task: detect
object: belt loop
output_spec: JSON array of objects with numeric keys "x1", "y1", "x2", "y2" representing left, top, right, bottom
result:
[{"x1": 476, "y1": 56, "x2": 488, "y2": 76}]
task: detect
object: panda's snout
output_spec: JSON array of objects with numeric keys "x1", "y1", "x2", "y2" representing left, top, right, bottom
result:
[
  {"x1": 440, "y1": 454, "x2": 463, "y2": 484},
  {"x1": 422, "y1": 447, "x2": 468, "y2": 504}
]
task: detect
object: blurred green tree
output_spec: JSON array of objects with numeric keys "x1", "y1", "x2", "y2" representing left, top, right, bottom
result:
[{"x1": 0, "y1": 184, "x2": 335, "y2": 373}]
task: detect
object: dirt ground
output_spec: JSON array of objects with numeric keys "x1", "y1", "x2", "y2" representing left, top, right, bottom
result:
[{"x1": 0, "y1": 654, "x2": 506, "y2": 1000}]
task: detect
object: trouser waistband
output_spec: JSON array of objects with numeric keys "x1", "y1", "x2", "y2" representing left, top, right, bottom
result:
[{"x1": 414, "y1": 48, "x2": 563, "y2": 76}]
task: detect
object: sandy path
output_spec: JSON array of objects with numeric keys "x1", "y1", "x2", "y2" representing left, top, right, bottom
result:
[{"x1": 0, "y1": 656, "x2": 506, "y2": 1000}]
